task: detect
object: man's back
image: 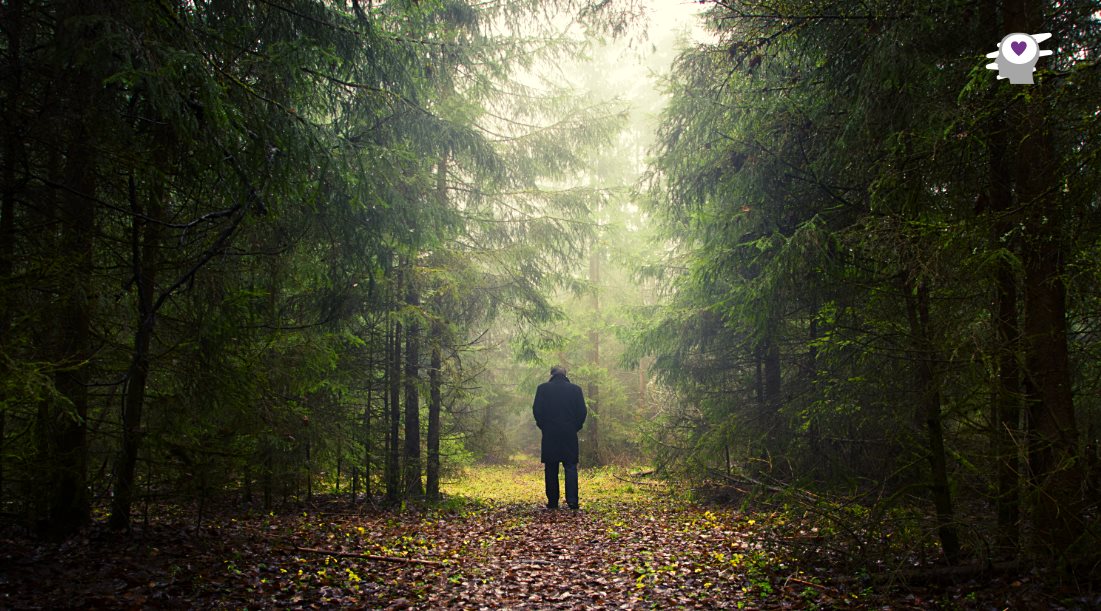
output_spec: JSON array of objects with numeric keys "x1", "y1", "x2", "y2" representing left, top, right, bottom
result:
[
  {"x1": 533, "y1": 366, "x2": 587, "y2": 510},
  {"x1": 533, "y1": 376, "x2": 586, "y2": 438}
]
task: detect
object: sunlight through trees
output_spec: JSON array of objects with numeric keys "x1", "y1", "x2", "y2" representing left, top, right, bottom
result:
[{"x1": 1, "y1": 0, "x2": 1099, "y2": 596}]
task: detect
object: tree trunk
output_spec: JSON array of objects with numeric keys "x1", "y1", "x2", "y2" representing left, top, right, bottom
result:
[
  {"x1": 403, "y1": 259, "x2": 423, "y2": 498},
  {"x1": 993, "y1": 253, "x2": 1023, "y2": 551},
  {"x1": 363, "y1": 378, "x2": 373, "y2": 499},
  {"x1": 305, "y1": 436, "x2": 313, "y2": 503},
  {"x1": 385, "y1": 291, "x2": 402, "y2": 503},
  {"x1": 0, "y1": 173, "x2": 10, "y2": 503},
  {"x1": 807, "y1": 316, "x2": 827, "y2": 479},
  {"x1": 1021, "y1": 239, "x2": 1082, "y2": 556},
  {"x1": 763, "y1": 333, "x2": 781, "y2": 413},
  {"x1": 426, "y1": 322, "x2": 442, "y2": 500},
  {"x1": 587, "y1": 245, "x2": 601, "y2": 466},
  {"x1": 0, "y1": 0, "x2": 24, "y2": 508},
  {"x1": 904, "y1": 279, "x2": 961, "y2": 565},
  {"x1": 986, "y1": 111, "x2": 1022, "y2": 555},
  {"x1": 425, "y1": 156, "x2": 446, "y2": 500},
  {"x1": 755, "y1": 347, "x2": 764, "y2": 407},
  {"x1": 45, "y1": 34, "x2": 100, "y2": 536},
  {"x1": 764, "y1": 343, "x2": 780, "y2": 408},
  {"x1": 637, "y1": 355, "x2": 652, "y2": 413},
  {"x1": 757, "y1": 323, "x2": 781, "y2": 456},
  {"x1": 262, "y1": 441, "x2": 273, "y2": 511},
  {"x1": 109, "y1": 174, "x2": 162, "y2": 531},
  {"x1": 1000, "y1": 0, "x2": 1084, "y2": 559}
]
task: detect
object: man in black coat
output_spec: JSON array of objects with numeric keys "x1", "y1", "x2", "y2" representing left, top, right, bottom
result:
[{"x1": 532, "y1": 365, "x2": 587, "y2": 509}]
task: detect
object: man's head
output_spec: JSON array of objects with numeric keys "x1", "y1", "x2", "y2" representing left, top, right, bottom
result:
[{"x1": 550, "y1": 365, "x2": 567, "y2": 377}]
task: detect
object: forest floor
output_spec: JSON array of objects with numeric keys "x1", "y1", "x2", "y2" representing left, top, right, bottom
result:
[{"x1": 1, "y1": 460, "x2": 1095, "y2": 609}]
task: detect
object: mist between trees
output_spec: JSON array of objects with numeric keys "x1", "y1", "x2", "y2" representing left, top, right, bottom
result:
[{"x1": 1, "y1": 0, "x2": 1099, "y2": 575}]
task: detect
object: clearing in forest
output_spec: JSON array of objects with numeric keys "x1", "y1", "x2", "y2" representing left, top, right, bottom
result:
[{"x1": 0, "y1": 461, "x2": 1074, "y2": 609}]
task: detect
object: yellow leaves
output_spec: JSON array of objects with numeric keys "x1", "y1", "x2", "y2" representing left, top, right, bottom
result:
[
  {"x1": 128, "y1": 465, "x2": 847, "y2": 608},
  {"x1": 440, "y1": 461, "x2": 672, "y2": 506}
]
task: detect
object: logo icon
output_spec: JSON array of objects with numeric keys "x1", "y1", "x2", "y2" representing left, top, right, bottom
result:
[{"x1": 986, "y1": 33, "x2": 1052, "y2": 84}]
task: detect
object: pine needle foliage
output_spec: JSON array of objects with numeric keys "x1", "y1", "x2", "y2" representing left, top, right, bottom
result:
[
  {"x1": 0, "y1": 0, "x2": 641, "y2": 534},
  {"x1": 641, "y1": 0, "x2": 1101, "y2": 565}
]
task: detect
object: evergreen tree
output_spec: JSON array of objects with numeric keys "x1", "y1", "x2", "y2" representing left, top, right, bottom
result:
[{"x1": 642, "y1": 0, "x2": 1100, "y2": 563}]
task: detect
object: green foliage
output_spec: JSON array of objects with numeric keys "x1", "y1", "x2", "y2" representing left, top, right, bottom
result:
[
  {"x1": 639, "y1": 0, "x2": 1101, "y2": 562},
  {"x1": 0, "y1": 0, "x2": 645, "y2": 526}
]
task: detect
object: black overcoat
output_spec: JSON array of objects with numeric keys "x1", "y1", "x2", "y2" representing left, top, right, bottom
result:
[{"x1": 532, "y1": 373, "x2": 587, "y2": 464}]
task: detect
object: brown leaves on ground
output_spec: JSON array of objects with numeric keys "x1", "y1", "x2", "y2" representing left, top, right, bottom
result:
[
  {"x1": 433, "y1": 502, "x2": 834, "y2": 610},
  {"x1": 0, "y1": 501, "x2": 817, "y2": 609},
  {"x1": 0, "y1": 465, "x2": 1091, "y2": 609}
]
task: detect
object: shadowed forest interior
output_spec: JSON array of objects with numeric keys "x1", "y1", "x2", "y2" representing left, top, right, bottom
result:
[{"x1": 1, "y1": 0, "x2": 1100, "y2": 607}]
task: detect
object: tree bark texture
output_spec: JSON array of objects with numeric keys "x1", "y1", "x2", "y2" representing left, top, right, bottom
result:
[
  {"x1": 426, "y1": 156, "x2": 446, "y2": 499},
  {"x1": 587, "y1": 245, "x2": 601, "y2": 466},
  {"x1": 763, "y1": 335, "x2": 781, "y2": 424},
  {"x1": 108, "y1": 174, "x2": 163, "y2": 530},
  {"x1": 363, "y1": 380, "x2": 373, "y2": 499},
  {"x1": 42, "y1": 1, "x2": 107, "y2": 535},
  {"x1": 426, "y1": 322, "x2": 442, "y2": 500},
  {"x1": 904, "y1": 279, "x2": 961, "y2": 565},
  {"x1": 986, "y1": 112, "x2": 1023, "y2": 554},
  {"x1": 385, "y1": 273, "x2": 402, "y2": 503},
  {"x1": 999, "y1": 0, "x2": 1084, "y2": 558},
  {"x1": 403, "y1": 259, "x2": 422, "y2": 498},
  {"x1": 0, "y1": 0, "x2": 25, "y2": 507}
]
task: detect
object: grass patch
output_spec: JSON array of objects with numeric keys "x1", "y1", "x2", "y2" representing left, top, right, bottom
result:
[{"x1": 441, "y1": 455, "x2": 671, "y2": 512}]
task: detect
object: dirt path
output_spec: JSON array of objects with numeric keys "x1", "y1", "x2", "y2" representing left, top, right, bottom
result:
[
  {"x1": 1, "y1": 467, "x2": 826, "y2": 609},
  {"x1": 1, "y1": 464, "x2": 1069, "y2": 609},
  {"x1": 429, "y1": 502, "x2": 782, "y2": 609}
]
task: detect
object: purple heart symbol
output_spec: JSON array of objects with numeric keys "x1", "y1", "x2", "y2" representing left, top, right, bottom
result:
[{"x1": 1010, "y1": 40, "x2": 1027, "y2": 55}]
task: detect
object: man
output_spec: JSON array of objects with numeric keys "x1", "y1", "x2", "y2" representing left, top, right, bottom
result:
[{"x1": 532, "y1": 365, "x2": 587, "y2": 510}]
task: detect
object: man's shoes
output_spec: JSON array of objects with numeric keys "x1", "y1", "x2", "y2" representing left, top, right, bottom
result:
[
  {"x1": 567, "y1": 503, "x2": 579, "y2": 510},
  {"x1": 546, "y1": 502, "x2": 559, "y2": 510}
]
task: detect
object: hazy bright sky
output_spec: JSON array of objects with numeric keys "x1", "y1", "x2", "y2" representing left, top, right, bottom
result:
[
  {"x1": 579, "y1": 0, "x2": 713, "y2": 159},
  {"x1": 552, "y1": 0, "x2": 713, "y2": 131},
  {"x1": 644, "y1": 0, "x2": 713, "y2": 45}
]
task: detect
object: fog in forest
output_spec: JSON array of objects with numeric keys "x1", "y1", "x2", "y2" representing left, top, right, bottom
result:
[
  {"x1": 2, "y1": 1, "x2": 1099, "y2": 605},
  {"x1": 463, "y1": 0, "x2": 709, "y2": 467}
]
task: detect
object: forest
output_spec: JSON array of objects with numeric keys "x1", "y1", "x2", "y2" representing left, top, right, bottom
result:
[{"x1": 2, "y1": 0, "x2": 1100, "y2": 608}]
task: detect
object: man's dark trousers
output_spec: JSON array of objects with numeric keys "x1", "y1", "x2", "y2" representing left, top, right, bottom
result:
[{"x1": 545, "y1": 461, "x2": 578, "y2": 508}]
